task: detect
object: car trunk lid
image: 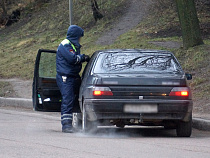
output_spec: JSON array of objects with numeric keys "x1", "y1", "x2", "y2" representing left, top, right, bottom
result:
[{"x1": 91, "y1": 73, "x2": 186, "y2": 98}]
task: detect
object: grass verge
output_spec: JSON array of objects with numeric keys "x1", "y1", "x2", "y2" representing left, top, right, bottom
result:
[{"x1": 0, "y1": 0, "x2": 127, "y2": 79}]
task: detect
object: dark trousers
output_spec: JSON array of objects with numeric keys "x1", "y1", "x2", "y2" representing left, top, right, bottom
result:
[{"x1": 56, "y1": 74, "x2": 81, "y2": 128}]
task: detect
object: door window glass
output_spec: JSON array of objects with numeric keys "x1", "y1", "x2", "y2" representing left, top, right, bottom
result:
[{"x1": 39, "y1": 52, "x2": 56, "y2": 78}]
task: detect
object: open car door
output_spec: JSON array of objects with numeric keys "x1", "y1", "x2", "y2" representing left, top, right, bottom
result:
[{"x1": 32, "y1": 49, "x2": 61, "y2": 111}]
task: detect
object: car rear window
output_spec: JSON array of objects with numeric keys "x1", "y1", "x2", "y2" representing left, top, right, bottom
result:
[{"x1": 93, "y1": 52, "x2": 182, "y2": 74}]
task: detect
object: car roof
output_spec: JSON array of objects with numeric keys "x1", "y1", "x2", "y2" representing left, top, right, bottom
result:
[{"x1": 94, "y1": 49, "x2": 173, "y2": 55}]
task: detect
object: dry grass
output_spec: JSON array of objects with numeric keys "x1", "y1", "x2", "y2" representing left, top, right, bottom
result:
[
  {"x1": 0, "y1": 0, "x2": 209, "y2": 114},
  {"x1": 0, "y1": 0, "x2": 127, "y2": 79}
]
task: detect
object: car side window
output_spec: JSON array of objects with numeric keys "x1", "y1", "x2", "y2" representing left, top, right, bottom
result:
[
  {"x1": 39, "y1": 52, "x2": 56, "y2": 78},
  {"x1": 82, "y1": 53, "x2": 97, "y2": 79}
]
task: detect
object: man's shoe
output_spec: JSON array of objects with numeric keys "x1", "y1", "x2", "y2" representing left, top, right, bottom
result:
[{"x1": 62, "y1": 127, "x2": 74, "y2": 133}]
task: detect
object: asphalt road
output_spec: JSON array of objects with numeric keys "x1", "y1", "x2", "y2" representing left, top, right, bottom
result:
[{"x1": 0, "y1": 107, "x2": 210, "y2": 158}]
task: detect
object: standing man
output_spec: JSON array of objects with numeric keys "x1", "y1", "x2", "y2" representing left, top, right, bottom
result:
[{"x1": 56, "y1": 25, "x2": 90, "y2": 133}]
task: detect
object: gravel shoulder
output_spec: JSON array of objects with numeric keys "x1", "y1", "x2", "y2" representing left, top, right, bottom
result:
[{"x1": 0, "y1": 78, "x2": 32, "y2": 99}]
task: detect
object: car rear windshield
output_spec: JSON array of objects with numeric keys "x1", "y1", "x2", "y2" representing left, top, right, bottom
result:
[{"x1": 93, "y1": 52, "x2": 182, "y2": 74}]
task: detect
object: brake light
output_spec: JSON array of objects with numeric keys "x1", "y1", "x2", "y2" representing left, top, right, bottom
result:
[
  {"x1": 93, "y1": 87, "x2": 113, "y2": 96},
  {"x1": 181, "y1": 91, "x2": 188, "y2": 96},
  {"x1": 169, "y1": 87, "x2": 189, "y2": 97},
  {"x1": 93, "y1": 91, "x2": 102, "y2": 96}
]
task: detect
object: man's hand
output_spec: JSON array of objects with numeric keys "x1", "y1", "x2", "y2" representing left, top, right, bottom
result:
[
  {"x1": 84, "y1": 55, "x2": 90, "y2": 62},
  {"x1": 79, "y1": 54, "x2": 90, "y2": 63}
]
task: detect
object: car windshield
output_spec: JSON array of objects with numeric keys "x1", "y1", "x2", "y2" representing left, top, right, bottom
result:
[{"x1": 93, "y1": 52, "x2": 182, "y2": 74}]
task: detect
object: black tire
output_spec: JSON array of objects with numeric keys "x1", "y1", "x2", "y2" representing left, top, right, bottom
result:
[
  {"x1": 116, "y1": 121, "x2": 125, "y2": 128},
  {"x1": 176, "y1": 115, "x2": 192, "y2": 137},
  {"x1": 82, "y1": 103, "x2": 98, "y2": 133},
  {"x1": 72, "y1": 113, "x2": 82, "y2": 131}
]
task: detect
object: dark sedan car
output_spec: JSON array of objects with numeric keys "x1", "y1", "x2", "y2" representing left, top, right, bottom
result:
[
  {"x1": 33, "y1": 49, "x2": 192, "y2": 137},
  {"x1": 75, "y1": 49, "x2": 193, "y2": 137}
]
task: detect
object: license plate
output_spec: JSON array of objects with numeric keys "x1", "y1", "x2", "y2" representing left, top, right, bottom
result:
[{"x1": 124, "y1": 104, "x2": 158, "y2": 113}]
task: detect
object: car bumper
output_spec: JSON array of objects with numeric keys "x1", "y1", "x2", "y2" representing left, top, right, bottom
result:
[{"x1": 84, "y1": 99, "x2": 193, "y2": 122}]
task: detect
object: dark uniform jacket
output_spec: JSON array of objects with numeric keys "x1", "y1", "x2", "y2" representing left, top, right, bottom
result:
[{"x1": 56, "y1": 25, "x2": 85, "y2": 76}]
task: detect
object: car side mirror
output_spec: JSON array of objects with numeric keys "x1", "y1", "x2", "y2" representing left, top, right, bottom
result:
[{"x1": 185, "y1": 73, "x2": 192, "y2": 80}]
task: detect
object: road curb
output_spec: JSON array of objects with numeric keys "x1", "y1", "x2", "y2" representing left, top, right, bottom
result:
[
  {"x1": 0, "y1": 97, "x2": 32, "y2": 109},
  {"x1": 192, "y1": 118, "x2": 210, "y2": 131},
  {"x1": 1, "y1": 97, "x2": 210, "y2": 131}
]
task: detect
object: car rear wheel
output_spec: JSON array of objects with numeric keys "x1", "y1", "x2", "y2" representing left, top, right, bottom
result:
[
  {"x1": 82, "y1": 103, "x2": 98, "y2": 133},
  {"x1": 72, "y1": 113, "x2": 82, "y2": 131},
  {"x1": 115, "y1": 121, "x2": 125, "y2": 128},
  {"x1": 176, "y1": 115, "x2": 192, "y2": 137}
]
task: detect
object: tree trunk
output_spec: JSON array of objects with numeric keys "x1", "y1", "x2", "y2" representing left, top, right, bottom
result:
[
  {"x1": 91, "y1": 0, "x2": 103, "y2": 22},
  {"x1": 1, "y1": 0, "x2": 7, "y2": 17},
  {"x1": 175, "y1": 0, "x2": 204, "y2": 49}
]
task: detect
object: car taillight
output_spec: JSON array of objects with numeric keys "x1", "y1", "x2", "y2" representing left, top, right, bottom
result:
[
  {"x1": 169, "y1": 87, "x2": 189, "y2": 97},
  {"x1": 93, "y1": 87, "x2": 113, "y2": 96}
]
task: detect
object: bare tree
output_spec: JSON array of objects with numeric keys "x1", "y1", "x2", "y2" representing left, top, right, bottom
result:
[
  {"x1": 0, "y1": 0, "x2": 8, "y2": 18},
  {"x1": 90, "y1": 0, "x2": 103, "y2": 22},
  {"x1": 76, "y1": 0, "x2": 104, "y2": 22},
  {"x1": 176, "y1": 0, "x2": 204, "y2": 49},
  {"x1": 0, "y1": 0, "x2": 22, "y2": 26}
]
